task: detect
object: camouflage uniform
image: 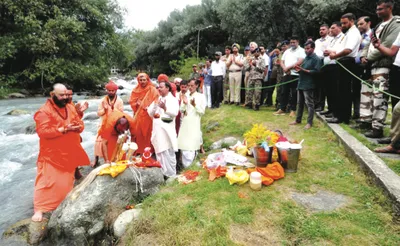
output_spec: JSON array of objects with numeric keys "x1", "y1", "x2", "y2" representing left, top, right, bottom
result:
[
  {"x1": 244, "y1": 55, "x2": 265, "y2": 106},
  {"x1": 360, "y1": 17, "x2": 400, "y2": 132}
]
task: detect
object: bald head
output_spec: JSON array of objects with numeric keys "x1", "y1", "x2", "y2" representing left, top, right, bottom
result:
[
  {"x1": 115, "y1": 117, "x2": 130, "y2": 134},
  {"x1": 51, "y1": 83, "x2": 68, "y2": 108},
  {"x1": 53, "y1": 83, "x2": 67, "y2": 94}
]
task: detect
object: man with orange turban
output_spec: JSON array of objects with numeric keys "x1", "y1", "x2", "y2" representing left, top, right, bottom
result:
[
  {"x1": 32, "y1": 83, "x2": 90, "y2": 222},
  {"x1": 93, "y1": 80, "x2": 124, "y2": 166},
  {"x1": 129, "y1": 73, "x2": 159, "y2": 154}
]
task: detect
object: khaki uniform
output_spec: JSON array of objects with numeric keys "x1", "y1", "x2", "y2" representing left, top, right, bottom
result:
[
  {"x1": 227, "y1": 53, "x2": 244, "y2": 103},
  {"x1": 244, "y1": 56, "x2": 265, "y2": 105}
]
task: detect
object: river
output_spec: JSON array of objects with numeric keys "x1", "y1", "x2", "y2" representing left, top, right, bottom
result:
[{"x1": 0, "y1": 78, "x2": 137, "y2": 237}]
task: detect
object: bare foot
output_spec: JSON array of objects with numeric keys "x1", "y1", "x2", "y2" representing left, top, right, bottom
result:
[
  {"x1": 304, "y1": 124, "x2": 312, "y2": 130},
  {"x1": 289, "y1": 121, "x2": 300, "y2": 125},
  {"x1": 32, "y1": 211, "x2": 43, "y2": 222}
]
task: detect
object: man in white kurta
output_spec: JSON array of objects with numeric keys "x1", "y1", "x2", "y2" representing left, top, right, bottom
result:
[
  {"x1": 178, "y1": 79, "x2": 206, "y2": 167},
  {"x1": 147, "y1": 82, "x2": 179, "y2": 177}
]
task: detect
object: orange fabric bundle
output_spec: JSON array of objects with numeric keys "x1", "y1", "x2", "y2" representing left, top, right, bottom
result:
[
  {"x1": 208, "y1": 165, "x2": 227, "y2": 181},
  {"x1": 247, "y1": 162, "x2": 284, "y2": 186}
]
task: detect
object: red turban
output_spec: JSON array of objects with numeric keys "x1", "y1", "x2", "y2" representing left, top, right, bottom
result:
[
  {"x1": 105, "y1": 80, "x2": 118, "y2": 91},
  {"x1": 157, "y1": 74, "x2": 169, "y2": 82}
]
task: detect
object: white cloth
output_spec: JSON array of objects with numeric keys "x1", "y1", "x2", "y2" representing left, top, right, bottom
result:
[
  {"x1": 315, "y1": 36, "x2": 333, "y2": 58},
  {"x1": 182, "y1": 150, "x2": 196, "y2": 168},
  {"x1": 211, "y1": 60, "x2": 226, "y2": 77},
  {"x1": 178, "y1": 91, "x2": 206, "y2": 151},
  {"x1": 282, "y1": 46, "x2": 306, "y2": 76},
  {"x1": 156, "y1": 148, "x2": 176, "y2": 177},
  {"x1": 204, "y1": 85, "x2": 212, "y2": 107},
  {"x1": 147, "y1": 92, "x2": 179, "y2": 154},
  {"x1": 392, "y1": 32, "x2": 400, "y2": 67},
  {"x1": 323, "y1": 33, "x2": 345, "y2": 65},
  {"x1": 262, "y1": 53, "x2": 270, "y2": 67},
  {"x1": 338, "y1": 25, "x2": 362, "y2": 58}
]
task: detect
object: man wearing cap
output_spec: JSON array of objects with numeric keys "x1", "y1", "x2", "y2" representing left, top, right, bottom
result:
[
  {"x1": 221, "y1": 46, "x2": 232, "y2": 104},
  {"x1": 211, "y1": 51, "x2": 226, "y2": 108},
  {"x1": 244, "y1": 47, "x2": 265, "y2": 110},
  {"x1": 93, "y1": 80, "x2": 124, "y2": 166},
  {"x1": 189, "y1": 64, "x2": 200, "y2": 81},
  {"x1": 226, "y1": 43, "x2": 244, "y2": 106}
]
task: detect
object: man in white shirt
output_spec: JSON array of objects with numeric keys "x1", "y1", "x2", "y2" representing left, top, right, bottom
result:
[
  {"x1": 226, "y1": 43, "x2": 244, "y2": 105},
  {"x1": 210, "y1": 51, "x2": 226, "y2": 108},
  {"x1": 326, "y1": 13, "x2": 361, "y2": 124},
  {"x1": 358, "y1": 0, "x2": 400, "y2": 138},
  {"x1": 274, "y1": 36, "x2": 306, "y2": 116},
  {"x1": 178, "y1": 79, "x2": 206, "y2": 167},
  {"x1": 314, "y1": 24, "x2": 333, "y2": 112},
  {"x1": 147, "y1": 82, "x2": 179, "y2": 177},
  {"x1": 259, "y1": 45, "x2": 270, "y2": 105},
  {"x1": 320, "y1": 22, "x2": 344, "y2": 118}
]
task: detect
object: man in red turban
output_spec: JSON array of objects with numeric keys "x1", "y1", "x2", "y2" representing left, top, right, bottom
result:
[
  {"x1": 93, "y1": 80, "x2": 124, "y2": 166},
  {"x1": 129, "y1": 73, "x2": 159, "y2": 154}
]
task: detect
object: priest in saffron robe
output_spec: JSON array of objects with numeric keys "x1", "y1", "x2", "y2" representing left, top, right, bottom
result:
[
  {"x1": 32, "y1": 83, "x2": 90, "y2": 222},
  {"x1": 98, "y1": 110, "x2": 135, "y2": 163},
  {"x1": 93, "y1": 81, "x2": 124, "y2": 166},
  {"x1": 129, "y1": 73, "x2": 159, "y2": 154}
]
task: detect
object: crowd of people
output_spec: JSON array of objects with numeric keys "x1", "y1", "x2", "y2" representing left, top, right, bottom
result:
[
  {"x1": 31, "y1": 0, "x2": 400, "y2": 223},
  {"x1": 189, "y1": 0, "x2": 400, "y2": 151}
]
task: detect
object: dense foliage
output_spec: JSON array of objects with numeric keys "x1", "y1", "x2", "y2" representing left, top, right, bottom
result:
[
  {"x1": 133, "y1": 0, "x2": 400, "y2": 76},
  {"x1": 0, "y1": 0, "x2": 135, "y2": 90}
]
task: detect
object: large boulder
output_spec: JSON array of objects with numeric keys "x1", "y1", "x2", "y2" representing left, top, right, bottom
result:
[
  {"x1": 46, "y1": 167, "x2": 164, "y2": 245},
  {"x1": 8, "y1": 93, "x2": 26, "y2": 99},
  {"x1": 19, "y1": 89, "x2": 31, "y2": 96}
]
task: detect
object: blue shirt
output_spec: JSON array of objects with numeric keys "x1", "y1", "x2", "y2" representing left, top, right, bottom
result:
[{"x1": 204, "y1": 68, "x2": 212, "y2": 86}]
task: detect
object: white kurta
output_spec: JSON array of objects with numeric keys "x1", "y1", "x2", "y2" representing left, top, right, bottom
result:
[
  {"x1": 147, "y1": 93, "x2": 179, "y2": 154},
  {"x1": 178, "y1": 91, "x2": 206, "y2": 151}
]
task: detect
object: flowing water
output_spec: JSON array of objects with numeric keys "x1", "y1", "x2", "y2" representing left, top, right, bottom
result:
[{"x1": 0, "y1": 78, "x2": 136, "y2": 236}]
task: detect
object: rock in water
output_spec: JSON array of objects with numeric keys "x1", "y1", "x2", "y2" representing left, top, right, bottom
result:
[
  {"x1": 8, "y1": 93, "x2": 26, "y2": 99},
  {"x1": 120, "y1": 95, "x2": 129, "y2": 104},
  {"x1": 2, "y1": 218, "x2": 49, "y2": 246},
  {"x1": 6, "y1": 109, "x2": 29, "y2": 116},
  {"x1": 113, "y1": 209, "x2": 142, "y2": 238},
  {"x1": 46, "y1": 167, "x2": 164, "y2": 245},
  {"x1": 25, "y1": 124, "x2": 36, "y2": 134},
  {"x1": 83, "y1": 112, "x2": 100, "y2": 121}
]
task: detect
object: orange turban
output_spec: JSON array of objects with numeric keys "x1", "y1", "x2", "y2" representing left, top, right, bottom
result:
[
  {"x1": 105, "y1": 80, "x2": 118, "y2": 91},
  {"x1": 157, "y1": 74, "x2": 169, "y2": 82}
]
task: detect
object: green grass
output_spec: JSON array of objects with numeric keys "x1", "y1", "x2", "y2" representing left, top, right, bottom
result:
[{"x1": 121, "y1": 105, "x2": 400, "y2": 246}]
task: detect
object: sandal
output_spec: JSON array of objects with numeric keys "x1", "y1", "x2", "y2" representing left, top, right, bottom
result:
[{"x1": 374, "y1": 145, "x2": 400, "y2": 154}]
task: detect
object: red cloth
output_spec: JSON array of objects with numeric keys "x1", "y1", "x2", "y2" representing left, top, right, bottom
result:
[
  {"x1": 33, "y1": 99, "x2": 90, "y2": 212},
  {"x1": 129, "y1": 73, "x2": 159, "y2": 154},
  {"x1": 106, "y1": 80, "x2": 118, "y2": 91}
]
